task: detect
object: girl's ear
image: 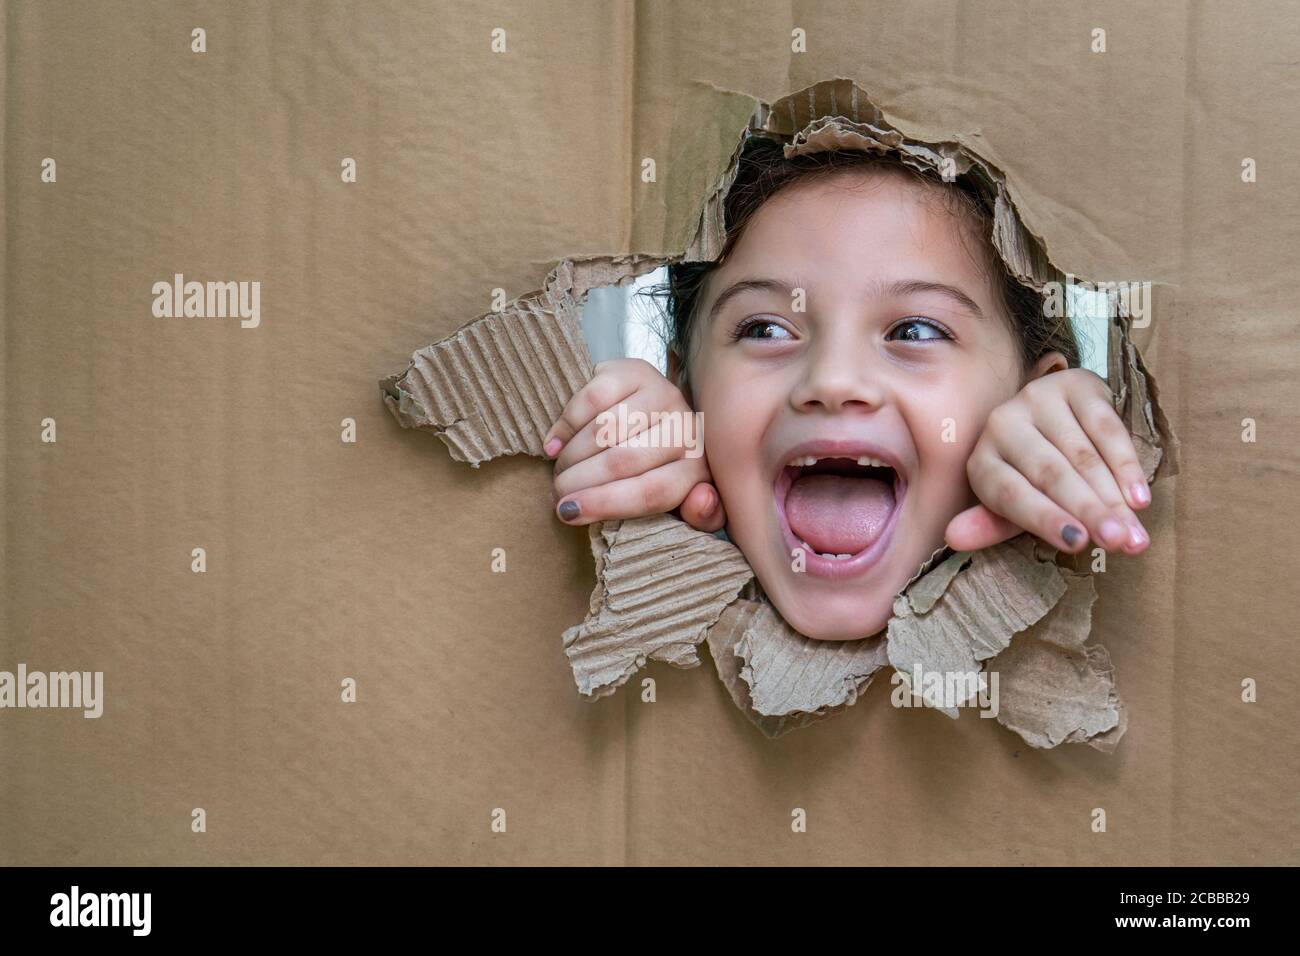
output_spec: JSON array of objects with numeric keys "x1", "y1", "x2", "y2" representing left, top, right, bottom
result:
[{"x1": 1024, "y1": 350, "x2": 1069, "y2": 385}]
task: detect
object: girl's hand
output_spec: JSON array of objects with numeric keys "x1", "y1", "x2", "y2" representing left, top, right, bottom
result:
[
  {"x1": 542, "y1": 358, "x2": 724, "y2": 531},
  {"x1": 945, "y1": 368, "x2": 1152, "y2": 556}
]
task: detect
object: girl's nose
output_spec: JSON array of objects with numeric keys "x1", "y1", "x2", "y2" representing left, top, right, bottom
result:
[{"x1": 788, "y1": 340, "x2": 887, "y2": 413}]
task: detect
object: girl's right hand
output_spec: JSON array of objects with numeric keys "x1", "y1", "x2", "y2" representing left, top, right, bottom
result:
[{"x1": 542, "y1": 357, "x2": 724, "y2": 531}]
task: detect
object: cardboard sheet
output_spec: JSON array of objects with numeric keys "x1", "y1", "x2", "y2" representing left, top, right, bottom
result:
[{"x1": 6, "y1": 0, "x2": 1296, "y2": 867}]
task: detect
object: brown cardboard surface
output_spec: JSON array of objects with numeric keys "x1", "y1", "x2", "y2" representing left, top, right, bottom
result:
[{"x1": 3, "y1": 0, "x2": 1298, "y2": 865}]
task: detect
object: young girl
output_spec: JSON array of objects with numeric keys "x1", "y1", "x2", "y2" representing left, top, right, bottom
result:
[{"x1": 542, "y1": 138, "x2": 1152, "y2": 642}]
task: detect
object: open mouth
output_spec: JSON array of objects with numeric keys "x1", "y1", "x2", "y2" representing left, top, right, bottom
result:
[{"x1": 773, "y1": 451, "x2": 907, "y2": 579}]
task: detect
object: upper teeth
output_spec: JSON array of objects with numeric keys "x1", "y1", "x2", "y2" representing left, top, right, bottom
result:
[{"x1": 790, "y1": 455, "x2": 889, "y2": 468}]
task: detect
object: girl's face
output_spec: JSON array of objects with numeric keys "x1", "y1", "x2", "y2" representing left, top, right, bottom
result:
[{"x1": 687, "y1": 171, "x2": 1032, "y2": 641}]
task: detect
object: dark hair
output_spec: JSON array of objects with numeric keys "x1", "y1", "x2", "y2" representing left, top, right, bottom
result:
[{"x1": 644, "y1": 135, "x2": 1079, "y2": 394}]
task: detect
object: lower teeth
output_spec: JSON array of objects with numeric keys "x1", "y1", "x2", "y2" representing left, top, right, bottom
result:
[{"x1": 798, "y1": 542, "x2": 855, "y2": 560}]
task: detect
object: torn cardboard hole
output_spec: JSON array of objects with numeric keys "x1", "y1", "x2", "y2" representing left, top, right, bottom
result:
[{"x1": 382, "y1": 77, "x2": 1178, "y2": 748}]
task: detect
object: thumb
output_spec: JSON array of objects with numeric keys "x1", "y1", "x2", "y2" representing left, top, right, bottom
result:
[
  {"x1": 679, "y1": 481, "x2": 726, "y2": 533},
  {"x1": 944, "y1": 504, "x2": 1023, "y2": 552}
]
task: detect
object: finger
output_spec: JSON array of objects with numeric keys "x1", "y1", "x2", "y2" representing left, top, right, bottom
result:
[
  {"x1": 553, "y1": 420, "x2": 693, "y2": 499},
  {"x1": 553, "y1": 380, "x2": 681, "y2": 474},
  {"x1": 542, "y1": 369, "x2": 640, "y2": 459},
  {"x1": 1033, "y1": 398, "x2": 1149, "y2": 554},
  {"x1": 967, "y1": 455, "x2": 1092, "y2": 553},
  {"x1": 678, "y1": 481, "x2": 726, "y2": 533},
  {"x1": 944, "y1": 504, "x2": 1023, "y2": 552},
  {"x1": 1067, "y1": 382, "x2": 1152, "y2": 512},
  {"x1": 990, "y1": 426, "x2": 1141, "y2": 553},
  {"x1": 555, "y1": 458, "x2": 710, "y2": 526}
]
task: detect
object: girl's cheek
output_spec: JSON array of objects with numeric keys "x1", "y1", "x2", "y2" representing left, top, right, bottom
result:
[
  {"x1": 904, "y1": 395, "x2": 985, "y2": 497},
  {"x1": 696, "y1": 391, "x2": 747, "y2": 478}
]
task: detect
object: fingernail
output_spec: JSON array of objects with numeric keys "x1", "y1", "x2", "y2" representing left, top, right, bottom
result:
[
  {"x1": 1061, "y1": 525, "x2": 1084, "y2": 548},
  {"x1": 1099, "y1": 518, "x2": 1127, "y2": 548},
  {"x1": 558, "y1": 499, "x2": 580, "y2": 521},
  {"x1": 543, "y1": 437, "x2": 563, "y2": 458},
  {"x1": 1127, "y1": 521, "x2": 1149, "y2": 550},
  {"x1": 1130, "y1": 481, "x2": 1151, "y2": 507}
]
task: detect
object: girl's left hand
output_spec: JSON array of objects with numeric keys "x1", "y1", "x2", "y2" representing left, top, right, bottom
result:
[{"x1": 945, "y1": 368, "x2": 1152, "y2": 555}]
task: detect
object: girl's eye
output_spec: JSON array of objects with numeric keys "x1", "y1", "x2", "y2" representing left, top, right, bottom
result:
[
  {"x1": 887, "y1": 317, "x2": 953, "y2": 342},
  {"x1": 730, "y1": 316, "x2": 793, "y2": 341}
]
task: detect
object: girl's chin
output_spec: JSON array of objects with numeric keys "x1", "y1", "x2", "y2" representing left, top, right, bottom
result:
[
  {"x1": 724, "y1": 504, "x2": 943, "y2": 641},
  {"x1": 764, "y1": 587, "x2": 893, "y2": 642}
]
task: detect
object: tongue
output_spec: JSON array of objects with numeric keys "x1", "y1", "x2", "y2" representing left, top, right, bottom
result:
[{"x1": 785, "y1": 473, "x2": 895, "y2": 555}]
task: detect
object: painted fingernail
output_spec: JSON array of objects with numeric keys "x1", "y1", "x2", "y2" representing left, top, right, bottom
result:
[
  {"x1": 1099, "y1": 518, "x2": 1127, "y2": 548},
  {"x1": 558, "y1": 499, "x2": 580, "y2": 521},
  {"x1": 1061, "y1": 525, "x2": 1084, "y2": 548},
  {"x1": 543, "y1": 437, "x2": 563, "y2": 458},
  {"x1": 1130, "y1": 481, "x2": 1151, "y2": 507}
]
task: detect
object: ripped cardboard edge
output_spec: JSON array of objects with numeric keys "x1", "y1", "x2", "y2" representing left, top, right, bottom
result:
[
  {"x1": 561, "y1": 514, "x2": 753, "y2": 700},
  {"x1": 380, "y1": 256, "x2": 666, "y2": 466},
  {"x1": 380, "y1": 77, "x2": 1156, "y2": 751},
  {"x1": 764, "y1": 78, "x2": 1059, "y2": 291},
  {"x1": 884, "y1": 534, "x2": 1126, "y2": 751},
  {"x1": 703, "y1": 597, "x2": 886, "y2": 739},
  {"x1": 1111, "y1": 305, "x2": 1181, "y2": 481},
  {"x1": 887, "y1": 536, "x2": 1068, "y2": 719},
  {"x1": 988, "y1": 568, "x2": 1127, "y2": 752}
]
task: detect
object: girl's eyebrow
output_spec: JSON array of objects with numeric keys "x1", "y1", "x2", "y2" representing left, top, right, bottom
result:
[
  {"x1": 881, "y1": 279, "x2": 986, "y2": 321},
  {"x1": 705, "y1": 278, "x2": 794, "y2": 323},
  {"x1": 706, "y1": 276, "x2": 985, "y2": 322}
]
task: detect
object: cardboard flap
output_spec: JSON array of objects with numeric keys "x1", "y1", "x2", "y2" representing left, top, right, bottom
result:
[
  {"x1": 990, "y1": 570, "x2": 1128, "y2": 751},
  {"x1": 731, "y1": 601, "x2": 890, "y2": 718},
  {"x1": 561, "y1": 515, "x2": 753, "y2": 699},
  {"x1": 887, "y1": 536, "x2": 1068, "y2": 717},
  {"x1": 704, "y1": 598, "x2": 862, "y2": 739},
  {"x1": 380, "y1": 260, "x2": 595, "y2": 466},
  {"x1": 1111, "y1": 310, "x2": 1181, "y2": 480},
  {"x1": 770, "y1": 77, "x2": 1062, "y2": 291}
]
